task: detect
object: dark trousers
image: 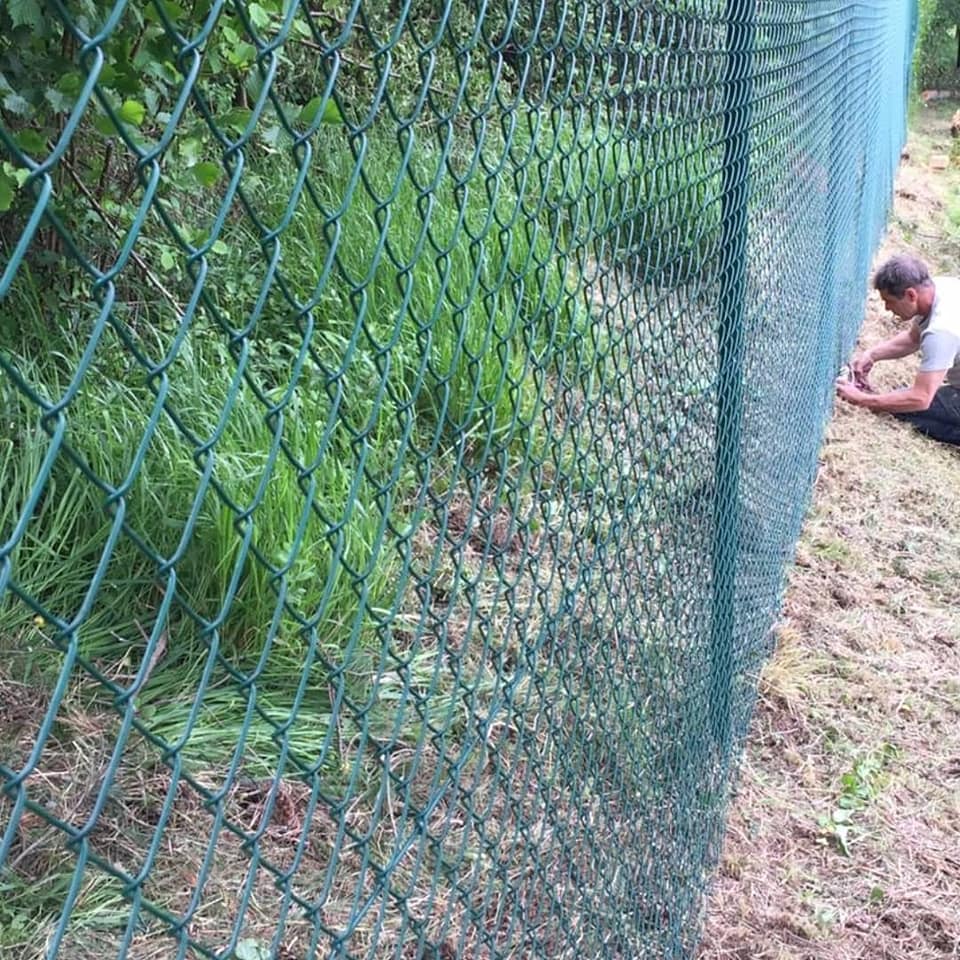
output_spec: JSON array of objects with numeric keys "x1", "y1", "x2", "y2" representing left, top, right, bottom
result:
[{"x1": 895, "y1": 386, "x2": 960, "y2": 446}]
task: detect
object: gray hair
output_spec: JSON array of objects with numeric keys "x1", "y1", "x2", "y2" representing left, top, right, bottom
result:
[{"x1": 872, "y1": 254, "x2": 932, "y2": 297}]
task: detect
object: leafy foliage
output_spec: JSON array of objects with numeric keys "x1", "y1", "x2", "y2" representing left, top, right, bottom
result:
[
  {"x1": 817, "y1": 743, "x2": 899, "y2": 856},
  {"x1": 0, "y1": 0, "x2": 343, "y2": 277},
  {"x1": 914, "y1": 0, "x2": 960, "y2": 90}
]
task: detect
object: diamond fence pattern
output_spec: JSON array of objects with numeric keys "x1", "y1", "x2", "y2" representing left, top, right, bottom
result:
[{"x1": 0, "y1": 1, "x2": 912, "y2": 957}]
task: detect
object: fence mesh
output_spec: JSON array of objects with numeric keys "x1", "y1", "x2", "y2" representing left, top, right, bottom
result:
[{"x1": 1, "y1": 1, "x2": 912, "y2": 957}]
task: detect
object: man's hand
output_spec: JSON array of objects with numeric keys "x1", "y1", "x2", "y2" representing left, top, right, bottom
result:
[
  {"x1": 836, "y1": 368, "x2": 945, "y2": 412},
  {"x1": 851, "y1": 351, "x2": 874, "y2": 377},
  {"x1": 836, "y1": 378, "x2": 868, "y2": 406}
]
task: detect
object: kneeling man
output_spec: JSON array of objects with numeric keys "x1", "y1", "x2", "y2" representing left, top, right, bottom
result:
[{"x1": 836, "y1": 253, "x2": 960, "y2": 447}]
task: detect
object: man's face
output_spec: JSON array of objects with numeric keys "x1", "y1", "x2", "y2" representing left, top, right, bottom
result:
[{"x1": 879, "y1": 288, "x2": 920, "y2": 320}]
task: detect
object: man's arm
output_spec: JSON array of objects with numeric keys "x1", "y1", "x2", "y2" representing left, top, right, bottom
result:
[
  {"x1": 852, "y1": 323, "x2": 921, "y2": 374},
  {"x1": 836, "y1": 368, "x2": 946, "y2": 412}
]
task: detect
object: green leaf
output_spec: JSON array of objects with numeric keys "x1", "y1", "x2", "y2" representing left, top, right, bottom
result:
[
  {"x1": 261, "y1": 125, "x2": 282, "y2": 147},
  {"x1": 160, "y1": 249, "x2": 176, "y2": 271},
  {"x1": 228, "y1": 41, "x2": 257, "y2": 67},
  {"x1": 248, "y1": 3, "x2": 271, "y2": 30},
  {"x1": 7, "y1": 0, "x2": 43, "y2": 29},
  {"x1": 0, "y1": 174, "x2": 14, "y2": 213},
  {"x1": 299, "y1": 97, "x2": 322, "y2": 125},
  {"x1": 192, "y1": 162, "x2": 221, "y2": 188},
  {"x1": 111, "y1": 62, "x2": 144, "y2": 97},
  {"x1": 869, "y1": 886, "x2": 885, "y2": 904},
  {"x1": 119, "y1": 99, "x2": 147, "y2": 126},
  {"x1": 14, "y1": 129, "x2": 46, "y2": 154},
  {"x1": 299, "y1": 97, "x2": 342, "y2": 126},
  {"x1": 235, "y1": 939, "x2": 271, "y2": 960},
  {"x1": 93, "y1": 113, "x2": 120, "y2": 138},
  {"x1": 219, "y1": 108, "x2": 253, "y2": 134},
  {"x1": 321, "y1": 100, "x2": 343, "y2": 124},
  {"x1": 243, "y1": 72, "x2": 265, "y2": 105},
  {"x1": 160, "y1": 0, "x2": 187, "y2": 19},
  {"x1": 57, "y1": 72, "x2": 84, "y2": 97},
  {"x1": 179, "y1": 136, "x2": 204, "y2": 166},
  {"x1": 2, "y1": 163, "x2": 30, "y2": 188},
  {"x1": 144, "y1": 86, "x2": 161, "y2": 116},
  {"x1": 44, "y1": 88, "x2": 74, "y2": 113},
  {"x1": 144, "y1": 0, "x2": 185, "y2": 21},
  {"x1": 2, "y1": 92, "x2": 32, "y2": 117}
]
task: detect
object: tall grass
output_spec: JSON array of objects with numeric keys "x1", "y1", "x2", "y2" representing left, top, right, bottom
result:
[
  {"x1": 1, "y1": 327, "x2": 394, "y2": 763},
  {"x1": 1, "y1": 105, "x2": 719, "y2": 781},
  {"x1": 0, "y1": 90, "x2": 733, "y2": 960}
]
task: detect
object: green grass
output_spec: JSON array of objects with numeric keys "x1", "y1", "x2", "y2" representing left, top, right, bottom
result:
[
  {"x1": 0, "y1": 867, "x2": 131, "y2": 959},
  {"x1": 0, "y1": 329, "x2": 400, "y2": 773},
  {"x1": 0, "y1": 104, "x2": 723, "y2": 957}
]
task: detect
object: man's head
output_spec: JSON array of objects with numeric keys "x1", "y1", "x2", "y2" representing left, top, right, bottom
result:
[{"x1": 872, "y1": 254, "x2": 935, "y2": 320}]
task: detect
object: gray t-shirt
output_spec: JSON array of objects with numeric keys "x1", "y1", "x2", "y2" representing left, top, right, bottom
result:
[{"x1": 917, "y1": 276, "x2": 960, "y2": 388}]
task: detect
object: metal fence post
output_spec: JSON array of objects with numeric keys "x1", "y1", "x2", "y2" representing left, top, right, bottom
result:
[{"x1": 711, "y1": 0, "x2": 755, "y2": 758}]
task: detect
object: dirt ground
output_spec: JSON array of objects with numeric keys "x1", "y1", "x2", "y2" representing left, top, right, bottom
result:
[{"x1": 697, "y1": 104, "x2": 960, "y2": 959}]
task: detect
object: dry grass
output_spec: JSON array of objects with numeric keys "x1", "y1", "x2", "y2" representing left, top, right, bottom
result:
[{"x1": 697, "y1": 102, "x2": 960, "y2": 960}]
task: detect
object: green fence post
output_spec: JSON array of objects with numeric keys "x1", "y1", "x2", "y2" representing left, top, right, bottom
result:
[{"x1": 711, "y1": 0, "x2": 755, "y2": 758}]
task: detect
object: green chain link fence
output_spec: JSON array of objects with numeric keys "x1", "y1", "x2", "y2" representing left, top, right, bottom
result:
[{"x1": 0, "y1": 1, "x2": 912, "y2": 957}]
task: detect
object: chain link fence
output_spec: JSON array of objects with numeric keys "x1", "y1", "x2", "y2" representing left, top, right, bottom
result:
[{"x1": 1, "y1": 1, "x2": 912, "y2": 957}]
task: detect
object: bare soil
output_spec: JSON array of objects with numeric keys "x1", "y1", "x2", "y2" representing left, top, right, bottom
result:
[{"x1": 697, "y1": 101, "x2": 960, "y2": 960}]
